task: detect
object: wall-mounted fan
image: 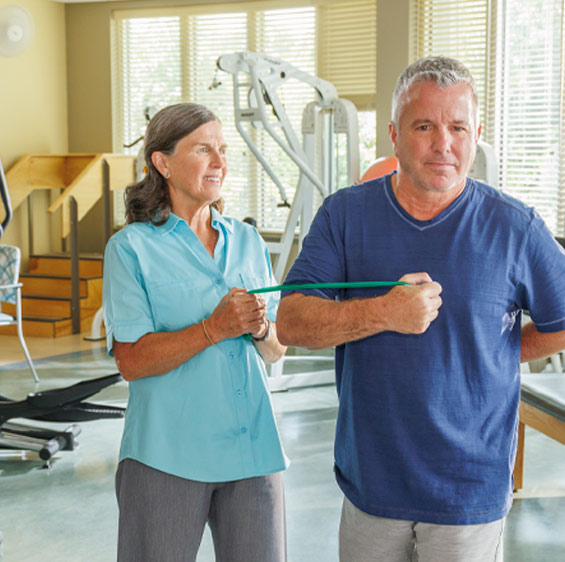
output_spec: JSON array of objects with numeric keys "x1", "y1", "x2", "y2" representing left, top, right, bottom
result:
[{"x1": 0, "y1": 3, "x2": 34, "y2": 58}]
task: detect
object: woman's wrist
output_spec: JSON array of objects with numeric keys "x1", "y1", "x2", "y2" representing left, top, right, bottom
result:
[
  {"x1": 252, "y1": 319, "x2": 271, "y2": 342},
  {"x1": 201, "y1": 318, "x2": 217, "y2": 346}
]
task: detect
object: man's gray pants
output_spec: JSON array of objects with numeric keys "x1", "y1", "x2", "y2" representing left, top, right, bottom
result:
[{"x1": 339, "y1": 496, "x2": 504, "y2": 562}]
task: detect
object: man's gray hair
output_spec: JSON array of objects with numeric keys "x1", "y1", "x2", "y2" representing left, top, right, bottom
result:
[{"x1": 391, "y1": 56, "x2": 479, "y2": 126}]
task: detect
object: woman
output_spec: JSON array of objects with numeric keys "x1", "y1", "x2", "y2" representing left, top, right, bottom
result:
[{"x1": 103, "y1": 103, "x2": 288, "y2": 562}]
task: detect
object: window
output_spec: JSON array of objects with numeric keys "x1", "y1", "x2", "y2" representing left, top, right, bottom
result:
[
  {"x1": 411, "y1": 0, "x2": 490, "y2": 127},
  {"x1": 494, "y1": 0, "x2": 564, "y2": 233},
  {"x1": 111, "y1": 1, "x2": 377, "y2": 230},
  {"x1": 411, "y1": 0, "x2": 565, "y2": 235}
]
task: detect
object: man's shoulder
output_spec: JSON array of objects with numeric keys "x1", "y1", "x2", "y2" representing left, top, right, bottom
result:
[
  {"x1": 325, "y1": 175, "x2": 389, "y2": 208},
  {"x1": 470, "y1": 179, "x2": 537, "y2": 223}
]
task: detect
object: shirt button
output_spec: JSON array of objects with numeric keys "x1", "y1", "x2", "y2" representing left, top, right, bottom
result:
[
  {"x1": 215, "y1": 278, "x2": 223, "y2": 285},
  {"x1": 229, "y1": 352, "x2": 235, "y2": 359},
  {"x1": 236, "y1": 389, "x2": 242, "y2": 397},
  {"x1": 241, "y1": 427, "x2": 247, "y2": 434}
]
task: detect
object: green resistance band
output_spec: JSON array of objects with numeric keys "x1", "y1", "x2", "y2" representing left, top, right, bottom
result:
[
  {"x1": 248, "y1": 281, "x2": 410, "y2": 295},
  {"x1": 243, "y1": 281, "x2": 409, "y2": 340}
]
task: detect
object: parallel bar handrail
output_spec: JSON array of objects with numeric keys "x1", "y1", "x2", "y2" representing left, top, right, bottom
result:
[
  {"x1": 0, "y1": 159, "x2": 13, "y2": 238},
  {"x1": 69, "y1": 196, "x2": 80, "y2": 334}
]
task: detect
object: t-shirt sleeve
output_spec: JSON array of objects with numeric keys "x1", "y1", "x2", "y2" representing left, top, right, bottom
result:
[
  {"x1": 282, "y1": 194, "x2": 345, "y2": 300},
  {"x1": 102, "y1": 236, "x2": 156, "y2": 354},
  {"x1": 518, "y1": 214, "x2": 565, "y2": 332}
]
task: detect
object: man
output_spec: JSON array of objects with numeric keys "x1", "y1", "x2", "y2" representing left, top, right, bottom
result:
[{"x1": 277, "y1": 56, "x2": 565, "y2": 562}]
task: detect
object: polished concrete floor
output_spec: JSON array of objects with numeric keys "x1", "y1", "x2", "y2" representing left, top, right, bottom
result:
[{"x1": 0, "y1": 337, "x2": 564, "y2": 561}]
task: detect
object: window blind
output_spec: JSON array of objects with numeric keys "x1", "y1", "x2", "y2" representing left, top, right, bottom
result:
[
  {"x1": 112, "y1": 16, "x2": 182, "y2": 157},
  {"x1": 254, "y1": 7, "x2": 317, "y2": 228},
  {"x1": 410, "y1": 0, "x2": 489, "y2": 130},
  {"x1": 111, "y1": 1, "x2": 377, "y2": 231},
  {"x1": 559, "y1": 1, "x2": 565, "y2": 232},
  {"x1": 494, "y1": 0, "x2": 564, "y2": 234},
  {"x1": 318, "y1": 1, "x2": 377, "y2": 109}
]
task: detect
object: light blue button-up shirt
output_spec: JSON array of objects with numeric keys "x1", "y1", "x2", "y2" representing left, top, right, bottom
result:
[{"x1": 103, "y1": 209, "x2": 288, "y2": 482}]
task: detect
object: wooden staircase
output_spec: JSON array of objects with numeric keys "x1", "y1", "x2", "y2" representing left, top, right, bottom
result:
[{"x1": 0, "y1": 254, "x2": 103, "y2": 338}]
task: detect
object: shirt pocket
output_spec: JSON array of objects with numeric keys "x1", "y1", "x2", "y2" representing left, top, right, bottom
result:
[
  {"x1": 237, "y1": 272, "x2": 264, "y2": 292},
  {"x1": 146, "y1": 278, "x2": 217, "y2": 332}
]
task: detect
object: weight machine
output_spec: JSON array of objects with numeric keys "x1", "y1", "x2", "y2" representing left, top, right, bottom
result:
[
  {"x1": 215, "y1": 51, "x2": 361, "y2": 390},
  {"x1": 215, "y1": 51, "x2": 360, "y2": 283}
]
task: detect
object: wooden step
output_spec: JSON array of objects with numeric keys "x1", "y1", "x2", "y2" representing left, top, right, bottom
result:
[
  {"x1": 7, "y1": 254, "x2": 105, "y2": 338},
  {"x1": 20, "y1": 274, "x2": 91, "y2": 298},
  {"x1": 0, "y1": 310, "x2": 98, "y2": 338},
  {"x1": 3, "y1": 296, "x2": 73, "y2": 318},
  {"x1": 28, "y1": 254, "x2": 104, "y2": 277},
  {"x1": 6, "y1": 291, "x2": 102, "y2": 318}
]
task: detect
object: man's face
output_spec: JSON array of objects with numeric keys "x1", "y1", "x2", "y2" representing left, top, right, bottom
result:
[{"x1": 389, "y1": 81, "x2": 481, "y2": 195}]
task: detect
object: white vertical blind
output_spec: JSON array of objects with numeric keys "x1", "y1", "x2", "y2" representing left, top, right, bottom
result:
[
  {"x1": 495, "y1": 0, "x2": 563, "y2": 233},
  {"x1": 112, "y1": 17, "x2": 182, "y2": 154},
  {"x1": 411, "y1": 0, "x2": 565, "y2": 235},
  {"x1": 112, "y1": 2, "x2": 377, "y2": 230},
  {"x1": 559, "y1": 0, "x2": 565, "y2": 232},
  {"x1": 181, "y1": 13, "x2": 251, "y2": 221},
  {"x1": 318, "y1": 1, "x2": 377, "y2": 109},
  {"x1": 410, "y1": 0, "x2": 489, "y2": 131},
  {"x1": 254, "y1": 7, "x2": 317, "y2": 228}
]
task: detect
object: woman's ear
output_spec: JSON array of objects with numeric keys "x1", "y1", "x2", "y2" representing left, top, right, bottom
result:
[{"x1": 151, "y1": 152, "x2": 168, "y2": 178}]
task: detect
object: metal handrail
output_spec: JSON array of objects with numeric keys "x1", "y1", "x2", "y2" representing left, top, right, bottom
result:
[{"x1": 0, "y1": 160, "x2": 13, "y2": 239}]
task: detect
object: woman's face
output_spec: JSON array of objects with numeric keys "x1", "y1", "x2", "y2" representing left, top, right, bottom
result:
[{"x1": 155, "y1": 119, "x2": 227, "y2": 212}]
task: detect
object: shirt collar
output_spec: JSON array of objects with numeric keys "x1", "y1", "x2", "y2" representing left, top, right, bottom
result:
[
  {"x1": 151, "y1": 207, "x2": 233, "y2": 236},
  {"x1": 210, "y1": 206, "x2": 233, "y2": 234}
]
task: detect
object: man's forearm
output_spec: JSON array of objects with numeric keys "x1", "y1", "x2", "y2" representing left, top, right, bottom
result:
[
  {"x1": 521, "y1": 322, "x2": 565, "y2": 363},
  {"x1": 277, "y1": 293, "x2": 383, "y2": 349},
  {"x1": 277, "y1": 275, "x2": 443, "y2": 349}
]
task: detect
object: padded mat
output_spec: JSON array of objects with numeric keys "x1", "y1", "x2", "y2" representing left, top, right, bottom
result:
[{"x1": 521, "y1": 373, "x2": 565, "y2": 422}]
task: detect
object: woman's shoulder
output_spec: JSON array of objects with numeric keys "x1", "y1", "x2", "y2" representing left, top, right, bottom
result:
[
  {"x1": 106, "y1": 221, "x2": 156, "y2": 252},
  {"x1": 112, "y1": 220, "x2": 154, "y2": 238},
  {"x1": 219, "y1": 215, "x2": 261, "y2": 238}
]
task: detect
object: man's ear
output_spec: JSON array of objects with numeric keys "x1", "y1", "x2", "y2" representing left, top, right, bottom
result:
[{"x1": 389, "y1": 122, "x2": 399, "y2": 156}]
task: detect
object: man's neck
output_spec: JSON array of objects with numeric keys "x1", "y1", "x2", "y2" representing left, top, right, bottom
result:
[{"x1": 391, "y1": 173, "x2": 466, "y2": 221}]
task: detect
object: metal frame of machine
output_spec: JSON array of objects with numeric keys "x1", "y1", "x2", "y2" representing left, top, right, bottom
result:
[{"x1": 216, "y1": 51, "x2": 361, "y2": 390}]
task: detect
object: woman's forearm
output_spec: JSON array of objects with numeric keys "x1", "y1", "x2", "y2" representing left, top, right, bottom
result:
[
  {"x1": 113, "y1": 319, "x2": 286, "y2": 380},
  {"x1": 113, "y1": 322, "x2": 211, "y2": 380}
]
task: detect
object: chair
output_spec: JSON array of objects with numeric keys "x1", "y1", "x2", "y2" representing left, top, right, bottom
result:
[{"x1": 0, "y1": 244, "x2": 38, "y2": 382}]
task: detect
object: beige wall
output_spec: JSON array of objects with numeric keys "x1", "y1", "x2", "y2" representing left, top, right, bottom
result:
[
  {"x1": 376, "y1": 0, "x2": 411, "y2": 157},
  {"x1": 0, "y1": 0, "x2": 67, "y2": 258}
]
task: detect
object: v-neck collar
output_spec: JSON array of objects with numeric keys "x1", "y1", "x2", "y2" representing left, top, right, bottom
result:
[{"x1": 384, "y1": 173, "x2": 472, "y2": 231}]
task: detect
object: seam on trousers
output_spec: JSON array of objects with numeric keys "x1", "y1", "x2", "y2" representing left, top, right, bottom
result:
[{"x1": 493, "y1": 519, "x2": 505, "y2": 562}]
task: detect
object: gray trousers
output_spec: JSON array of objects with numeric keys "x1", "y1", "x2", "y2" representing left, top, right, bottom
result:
[
  {"x1": 116, "y1": 459, "x2": 286, "y2": 562},
  {"x1": 339, "y1": 496, "x2": 505, "y2": 562}
]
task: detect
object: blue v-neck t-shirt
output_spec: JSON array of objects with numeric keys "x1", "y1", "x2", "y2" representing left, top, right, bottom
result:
[
  {"x1": 283, "y1": 174, "x2": 565, "y2": 524},
  {"x1": 103, "y1": 209, "x2": 288, "y2": 482}
]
